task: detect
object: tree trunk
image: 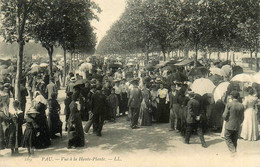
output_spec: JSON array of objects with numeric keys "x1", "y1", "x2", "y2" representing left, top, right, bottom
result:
[
  {"x1": 255, "y1": 51, "x2": 259, "y2": 72},
  {"x1": 184, "y1": 48, "x2": 189, "y2": 59},
  {"x1": 217, "y1": 51, "x2": 220, "y2": 60},
  {"x1": 250, "y1": 50, "x2": 253, "y2": 69},
  {"x1": 145, "y1": 50, "x2": 149, "y2": 65},
  {"x1": 47, "y1": 46, "x2": 54, "y2": 78},
  {"x1": 208, "y1": 52, "x2": 211, "y2": 60},
  {"x1": 194, "y1": 43, "x2": 198, "y2": 67},
  {"x1": 15, "y1": 42, "x2": 24, "y2": 101},
  {"x1": 162, "y1": 50, "x2": 166, "y2": 61},
  {"x1": 63, "y1": 48, "x2": 67, "y2": 87},
  {"x1": 226, "y1": 51, "x2": 229, "y2": 61},
  {"x1": 232, "y1": 52, "x2": 236, "y2": 65}
]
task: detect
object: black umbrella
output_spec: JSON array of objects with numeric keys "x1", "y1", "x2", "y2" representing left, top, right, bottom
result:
[
  {"x1": 189, "y1": 67, "x2": 210, "y2": 76},
  {"x1": 172, "y1": 72, "x2": 188, "y2": 82},
  {"x1": 110, "y1": 63, "x2": 122, "y2": 69},
  {"x1": 232, "y1": 66, "x2": 243, "y2": 77},
  {"x1": 74, "y1": 79, "x2": 85, "y2": 87}
]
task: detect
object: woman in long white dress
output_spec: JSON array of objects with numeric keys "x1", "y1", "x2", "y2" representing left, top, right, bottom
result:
[{"x1": 240, "y1": 87, "x2": 259, "y2": 141}]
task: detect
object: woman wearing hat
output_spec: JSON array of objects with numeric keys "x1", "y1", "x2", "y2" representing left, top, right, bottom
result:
[
  {"x1": 0, "y1": 95, "x2": 12, "y2": 150},
  {"x1": 240, "y1": 87, "x2": 259, "y2": 141},
  {"x1": 68, "y1": 93, "x2": 85, "y2": 148},
  {"x1": 138, "y1": 83, "x2": 152, "y2": 126},
  {"x1": 33, "y1": 92, "x2": 51, "y2": 149},
  {"x1": 48, "y1": 93, "x2": 62, "y2": 139}
]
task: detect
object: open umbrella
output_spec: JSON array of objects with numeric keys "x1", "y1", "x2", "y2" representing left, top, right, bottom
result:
[
  {"x1": 191, "y1": 78, "x2": 216, "y2": 96},
  {"x1": 172, "y1": 72, "x2": 188, "y2": 82},
  {"x1": 213, "y1": 82, "x2": 230, "y2": 102},
  {"x1": 221, "y1": 65, "x2": 232, "y2": 76},
  {"x1": 232, "y1": 66, "x2": 243, "y2": 77},
  {"x1": 0, "y1": 69, "x2": 9, "y2": 75},
  {"x1": 162, "y1": 65, "x2": 176, "y2": 72},
  {"x1": 253, "y1": 72, "x2": 260, "y2": 84},
  {"x1": 110, "y1": 63, "x2": 122, "y2": 69},
  {"x1": 208, "y1": 74, "x2": 223, "y2": 86},
  {"x1": 231, "y1": 73, "x2": 254, "y2": 83},
  {"x1": 79, "y1": 63, "x2": 92, "y2": 72},
  {"x1": 231, "y1": 73, "x2": 254, "y2": 97},
  {"x1": 31, "y1": 63, "x2": 39, "y2": 68},
  {"x1": 145, "y1": 64, "x2": 155, "y2": 71},
  {"x1": 0, "y1": 65, "x2": 7, "y2": 70},
  {"x1": 30, "y1": 66, "x2": 40, "y2": 73},
  {"x1": 74, "y1": 79, "x2": 85, "y2": 87},
  {"x1": 40, "y1": 63, "x2": 48, "y2": 67},
  {"x1": 210, "y1": 67, "x2": 226, "y2": 76},
  {"x1": 189, "y1": 66, "x2": 210, "y2": 76}
]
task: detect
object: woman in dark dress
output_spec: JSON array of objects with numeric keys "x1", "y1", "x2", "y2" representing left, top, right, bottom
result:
[
  {"x1": 48, "y1": 92, "x2": 62, "y2": 138},
  {"x1": 68, "y1": 93, "x2": 85, "y2": 149},
  {"x1": 157, "y1": 82, "x2": 170, "y2": 123},
  {"x1": 34, "y1": 92, "x2": 51, "y2": 149}
]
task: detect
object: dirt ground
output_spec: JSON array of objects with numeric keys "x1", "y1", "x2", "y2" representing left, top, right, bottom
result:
[{"x1": 1, "y1": 89, "x2": 260, "y2": 167}]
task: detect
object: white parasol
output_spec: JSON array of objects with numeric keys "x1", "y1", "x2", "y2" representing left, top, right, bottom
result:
[
  {"x1": 190, "y1": 78, "x2": 216, "y2": 96},
  {"x1": 231, "y1": 73, "x2": 254, "y2": 83},
  {"x1": 253, "y1": 72, "x2": 260, "y2": 84},
  {"x1": 210, "y1": 67, "x2": 226, "y2": 77},
  {"x1": 213, "y1": 82, "x2": 230, "y2": 102},
  {"x1": 40, "y1": 63, "x2": 48, "y2": 67}
]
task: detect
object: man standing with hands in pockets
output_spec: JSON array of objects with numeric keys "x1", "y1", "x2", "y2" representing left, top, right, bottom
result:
[{"x1": 222, "y1": 91, "x2": 244, "y2": 155}]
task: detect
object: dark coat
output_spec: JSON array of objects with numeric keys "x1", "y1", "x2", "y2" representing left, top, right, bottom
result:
[
  {"x1": 91, "y1": 90, "x2": 107, "y2": 114},
  {"x1": 222, "y1": 99, "x2": 244, "y2": 131},
  {"x1": 186, "y1": 98, "x2": 200, "y2": 124},
  {"x1": 128, "y1": 87, "x2": 142, "y2": 109}
]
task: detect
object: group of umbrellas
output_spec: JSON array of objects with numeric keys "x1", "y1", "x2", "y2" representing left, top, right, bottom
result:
[
  {"x1": 29, "y1": 63, "x2": 62, "y2": 74},
  {"x1": 188, "y1": 65, "x2": 233, "y2": 77},
  {"x1": 190, "y1": 72, "x2": 260, "y2": 103}
]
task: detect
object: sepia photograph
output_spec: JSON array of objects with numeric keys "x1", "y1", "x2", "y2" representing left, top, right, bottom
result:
[{"x1": 0, "y1": 0, "x2": 259, "y2": 167}]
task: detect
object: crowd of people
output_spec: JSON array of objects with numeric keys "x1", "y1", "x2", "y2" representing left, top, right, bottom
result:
[{"x1": 0, "y1": 59, "x2": 259, "y2": 156}]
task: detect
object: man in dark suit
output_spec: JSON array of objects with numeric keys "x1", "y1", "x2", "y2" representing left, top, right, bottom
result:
[
  {"x1": 91, "y1": 84, "x2": 107, "y2": 136},
  {"x1": 128, "y1": 78, "x2": 142, "y2": 129},
  {"x1": 185, "y1": 91, "x2": 206, "y2": 148},
  {"x1": 222, "y1": 91, "x2": 244, "y2": 153}
]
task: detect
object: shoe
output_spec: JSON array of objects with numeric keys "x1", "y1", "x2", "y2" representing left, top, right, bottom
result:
[
  {"x1": 202, "y1": 144, "x2": 207, "y2": 148},
  {"x1": 184, "y1": 140, "x2": 189, "y2": 144},
  {"x1": 132, "y1": 126, "x2": 140, "y2": 129}
]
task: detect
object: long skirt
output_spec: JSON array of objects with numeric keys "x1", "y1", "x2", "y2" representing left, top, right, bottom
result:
[
  {"x1": 48, "y1": 112, "x2": 62, "y2": 137},
  {"x1": 240, "y1": 108, "x2": 259, "y2": 141},
  {"x1": 0, "y1": 123, "x2": 5, "y2": 150},
  {"x1": 35, "y1": 115, "x2": 51, "y2": 149},
  {"x1": 138, "y1": 100, "x2": 152, "y2": 126},
  {"x1": 157, "y1": 98, "x2": 170, "y2": 123},
  {"x1": 68, "y1": 120, "x2": 85, "y2": 147},
  {"x1": 22, "y1": 128, "x2": 36, "y2": 148}
]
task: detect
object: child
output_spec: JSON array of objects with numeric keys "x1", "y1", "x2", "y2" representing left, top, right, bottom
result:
[
  {"x1": 22, "y1": 108, "x2": 39, "y2": 156},
  {"x1": 8, "y1": 100, "x2": 23, "y2": 156},
  {"x1": 107, "y1": 88, "x2": 118, "y2": 122}
]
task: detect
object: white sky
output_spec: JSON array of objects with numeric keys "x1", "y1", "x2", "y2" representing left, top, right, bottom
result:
[{"x1": 91, "y1": 0, "x2": 127, "y2": 44}]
